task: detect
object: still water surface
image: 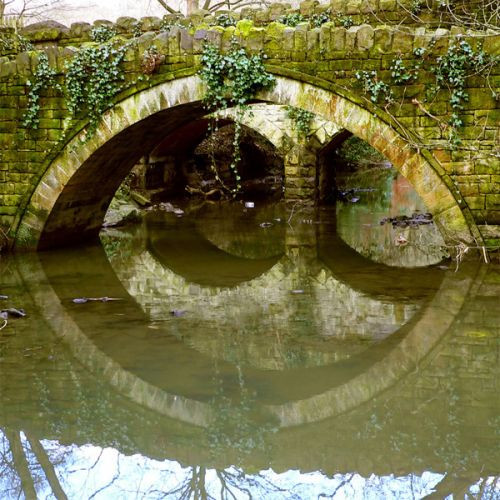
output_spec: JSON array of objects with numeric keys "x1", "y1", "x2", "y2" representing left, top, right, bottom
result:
[{"x1": 0, "y1": 172, "x2": 498, "y2": 499}]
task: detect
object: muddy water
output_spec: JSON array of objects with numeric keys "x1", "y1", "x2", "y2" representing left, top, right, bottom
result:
[{"x1": 0, "y1": 177, "x2": 498, "y2": 498}]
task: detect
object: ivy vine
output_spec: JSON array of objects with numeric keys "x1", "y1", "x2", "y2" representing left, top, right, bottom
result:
[
  {"x1": 278, "y1": 13, "x2": 306, "y2": 27},
  {"x1": 215, "y1": 13, "x2": 237, "y2": 27},
  {"x1": 90, "y1": 24, "x2": 117, "y2": 43},
  {"x1": 22, "y1": 52, "x2": 61, "y2": 129},
  {"x1": 278, "y1": 11, "x2": 332, "y2": 28},
  {"x1": 199, "y1": 42, "x2": 275, "y2": 195},
  {"x1": 334, "y1": 14, "x2": 354, "y2": 28},
  {"x1": 65, "y1": 41, "x2": 127, "y2": 140},
  {"x1": 429, "y1": 40, "x2": 494, "y2": 144},
  {"x1": 354, "y1": 39, "x2": 497, "y2": 149},
  {"x1": 355, "y1": 70, "x2": 393, "y2": 105},
  {"x1": 310, "y1": 11, "x2": 331, "y2": 27},
  {"x1": 286, "y1": 106, "x2": 314, "y2": 138},
  {"x1": 0, "y1": 32, "x2": 33, "y2": 53}
]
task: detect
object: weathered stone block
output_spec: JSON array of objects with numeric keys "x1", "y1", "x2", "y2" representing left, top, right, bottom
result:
[
  {"x1": 300, "y1": 0, "x2": 319, "y2": 16},
  {"x1": 392, "y1": 29, "x2": 413, "y2": 53},
  {"x1": 356, "y1": 24, "x2": 374, "y2": 50},
  {"x1": 346, "y1": 0, "x2": 362, "y2": 15},
  {"x1": 486, "y1": 194, "x2": 500, "y2": 209},
  {"x1": 483, "y1": 34, "x2": 500, "y2": 57},
  {"x1": 379, "y1": 0, "x2": 395, "y2": 10},
  {"x1": 245, "y1": 27, "x2": 265, "y2": 51},
  {"x1": 331, "y1": 27, "x2": 346, "y2": 51},
  {"x1": 115, "y1": 17, "x2": 138, "y2": 33}
]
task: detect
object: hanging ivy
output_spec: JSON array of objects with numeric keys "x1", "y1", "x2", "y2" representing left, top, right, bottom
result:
[
  {"x1": 277, "y1": 13, "x2": 306, "y2": 27},
  {"x1": 286, "y1": 106, "x2": 314, "y2": 138},
  {"x1": 90, "y1": 24, "x2": 117, "y2": 43},
  {"x1": 215, "y1": 13, "x2": 237, "y2": 27},
  {"x1": 355, "y1": 70, "x2": 394, "y2": 105},
  {"x1": 0, "y1": 32, "x2": 33, "y2": 53},
  {"x1": 199, "y1": 42, "x2": 275, "y2": 195},
  {"x1": 429, "y1": 40, "x2": 495, "y2": 145},
  {"x1": 22, "y1": 52, "x2": 62, "y2": 129},
  {"x1": 65, "y1": 41, "x2": 127, "y2": 140}
]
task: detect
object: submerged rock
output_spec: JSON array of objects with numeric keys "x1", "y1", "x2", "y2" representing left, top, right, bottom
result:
[
  {"x1": 147, "y1": 202, "x2": 184, "y2": 215},
  {"x1": 380, "y1": 212, "x2": 433, "y2": 228}
]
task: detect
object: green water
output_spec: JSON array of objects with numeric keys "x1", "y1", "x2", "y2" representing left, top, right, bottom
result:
[{"x1": 0, "y1": 177, "x2": 498, "y2": 499}]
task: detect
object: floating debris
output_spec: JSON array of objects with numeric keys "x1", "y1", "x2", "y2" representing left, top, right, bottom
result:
[
  {"x1": 245, "y1": 201, "x2": 255, "y2": 208},
  {"x1": 170, "y1": 309, "x2": 186, "y2": 317},
  {"x1": 291, "y1": 290, "x2": 305, "y2": 294},
  {"x1": 337, "y1": 188, "x2": 374, "y2": 203},
  {"x1": 0, "y1": 295, "x2": 8, "y2": 300},
  {"x1": 395, "y1": 235, "x2": 409, "y2": 246},
  {"x1": 147, "y1": 202, "x2": 184, "y2": 216},
  {"x1": 1, "y1": 308, "x2": 26, "y2": 318},
  {"x1": 72, "y1": 297, "x2": 123, "y2": 304},
  {"x1": 380, "y1": 212, "x2": 433, "y2": 228},
  {"x1": 260, "y1": 222, "x2": 273, "y2": 228}
]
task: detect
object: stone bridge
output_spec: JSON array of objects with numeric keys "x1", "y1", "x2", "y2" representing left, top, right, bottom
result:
[{"x1": 0, "y1": 0, "x2": 498, "y2": 252}]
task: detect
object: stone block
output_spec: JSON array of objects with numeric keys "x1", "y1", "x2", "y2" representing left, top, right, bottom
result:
[
  {"x1": 360, "y1": 0, "x2": 378, "y2": 13},
  {"x1": 392, "y1": 29, "x2": 413, "y2": 53},
  {"x1": 116, "y1": 17, "x2": 138, "y2": 33},
  {"x1": 331, "y1": 27, "x2": 346, "y2": 51},
  {"x1": 379, "y1": 0, "x2": 396, "y2": 10},
  {"x1": 372, "y1": 26, "x2": 392, "y2": 54},
  {"x1": 357, "y1": 24, "x2": 374, "y2": 50},
  {"x1": 346, "y1": 0, "x2": 362, "y2": 15},
  {"x1": 300, "y1": 0, "x2": 319, "y2": 16},
  {"x1": 245, "y1": 27, "x2": 265, "y2": 51},
  {"x1": 140, "y1": 17, "x2": 162, "y2": 32},
  {"x1": 486, "y1": 194, "x2": 500, "y2": 209},
  {"x1": 307, "y1": 28, "x2": 320, "y2": 53},
  {"x1": 465, "y1": 195, "x2": 486, "y2": 210},
  {"x1": 483, "y1": 34, "x2": 500, "y2": 57}
]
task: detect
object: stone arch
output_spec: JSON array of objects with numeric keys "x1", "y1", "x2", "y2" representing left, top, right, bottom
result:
[
  {"x1": 143, "y1": 112, "x2": 285, "y2": 199},
  {"x1": 15, "y1": 74, "x2": 480, "y2": 249}
]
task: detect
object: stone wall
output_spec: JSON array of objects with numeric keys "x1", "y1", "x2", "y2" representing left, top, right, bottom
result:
[{"x1": 0, "y1": 1, "x2": 498, "y2": 250}]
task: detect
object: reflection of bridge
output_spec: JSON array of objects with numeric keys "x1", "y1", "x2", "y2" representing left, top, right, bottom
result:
[
  {"x1": 15, "y1": 217, "x2": 456, "y2": 425},
  {"x1": 0, "y1": 241, "x2": 498, "y2": 495}
]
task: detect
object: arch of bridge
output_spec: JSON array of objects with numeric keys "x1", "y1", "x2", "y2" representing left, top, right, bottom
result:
[{"x1": 15, "y1": 74, "x2": 479, "y2": 250}]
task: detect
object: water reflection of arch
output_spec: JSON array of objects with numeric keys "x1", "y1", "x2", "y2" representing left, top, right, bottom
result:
[
  {"x1": 145, "y1": 213, "x2": 285, "y2": 288},
  {"x1": 17, "y1": 244, "x2": 475, "y2": 432},
  {"x1": 316, "y1": 217, "x2": 445, "y2": 301},
  {"x1": 145, "y1": 206, "x2": 444, "y2": 301}
]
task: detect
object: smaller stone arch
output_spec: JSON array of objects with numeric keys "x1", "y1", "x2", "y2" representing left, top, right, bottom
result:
[{"x1": 217, "y1": 103, "x2": 344, "y2": 203}]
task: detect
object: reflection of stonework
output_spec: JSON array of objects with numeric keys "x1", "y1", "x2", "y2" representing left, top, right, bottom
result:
[
  {"x1": 105, "y1": 224, "x2": 419, "y2": 371},
  {"x1": 4, "y1": 248, "x2": 497, "y2": 478}
]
